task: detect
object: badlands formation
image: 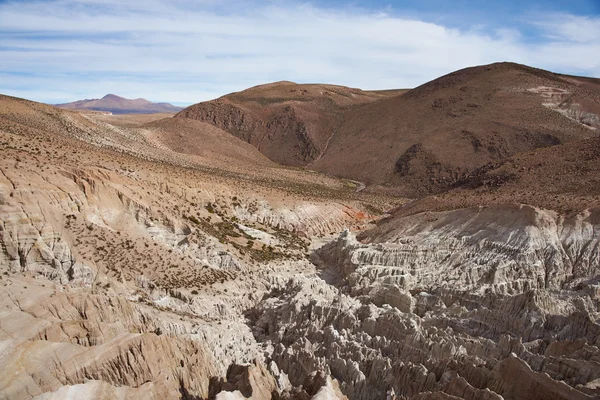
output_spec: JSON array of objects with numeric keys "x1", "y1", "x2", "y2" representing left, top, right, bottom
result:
[{"x1": 0, "y1": 62, "x2": 600, "y2": 400}]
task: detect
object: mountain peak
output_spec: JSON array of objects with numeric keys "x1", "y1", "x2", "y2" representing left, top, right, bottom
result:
[
  {"x1": 102, "y1": 93, "x2": 123, "y2": 100},
  {"x1": 56, "y1": 94, "x2": 182, "y2": 114}
]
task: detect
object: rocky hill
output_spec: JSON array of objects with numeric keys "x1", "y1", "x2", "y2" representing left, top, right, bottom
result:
[
  {"x1": 56, "y1": 93, "x2": 183, "y2": 114},
  {"x1": 393, "y1": 133, "x2": 600, "y2": 217},
  {"x1": 175, "y1": 81, "x2": 406, "y2": 166},
  {"x1": 303, "y1": 129, "x2": 600, "y2": 400},
  {"x1": 0, "y1": 93, "x2": 395, "y2": 399}
]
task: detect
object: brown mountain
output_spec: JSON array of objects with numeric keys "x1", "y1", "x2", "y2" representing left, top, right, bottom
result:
[
  {"x1": 175, "y1": 81, "x2": 407, "y2": 166},
  {"x1": 56, "y1": 93, "x2": 183, "y2": 114},
  {"x1": 311, "y1": 62, "x2": 600, "y2": 197}
]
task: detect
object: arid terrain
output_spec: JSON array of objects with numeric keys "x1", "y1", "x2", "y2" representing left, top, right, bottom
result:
[
  {"x1": 1, "y1": 62, "x2": 600, "y2": 400},
  {"x1": 89, "y1": 112, "x2": 177, "y2": 128}
]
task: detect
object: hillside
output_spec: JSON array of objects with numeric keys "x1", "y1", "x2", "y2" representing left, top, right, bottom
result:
[
  {"x1": 142, "y1": 117, "x2": 276, "y2": 168},
  {"x1": 88, "y1": 112, "x2": 176, "y2": 128},
  {"x1": 56, "y1": 93, "x2": 183, "y2": 114},
  {"x1": 385, "y1": 133, "x2": 600, "y2": 218},
  {"x1": 175, "y1": 81, "x2": 407, "y2": 166},
  {"x1": 311, "y1": 62, "x2": 600, "y2": 197}
]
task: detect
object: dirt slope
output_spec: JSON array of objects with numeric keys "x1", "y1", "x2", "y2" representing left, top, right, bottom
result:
[
  {"x1": 175, "y1": 81, "x2": 407, "y2": 166},
  {"x1": 56, "y1": 93, "x2": 183, "y2": 114},
  {"x1": 311, "y1": 62, "x2": 600, "y2": 197},
  {"x1": 1, "y1": 93, "x2": 390, "y2": 195},
  {"x1": 143, "y1": 117, "x2": 276, "y2": 168}
]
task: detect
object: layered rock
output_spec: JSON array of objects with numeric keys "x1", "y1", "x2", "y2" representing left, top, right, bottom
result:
[{"x1": 0, "y1": 276, "x2": 217, "y2": 399}]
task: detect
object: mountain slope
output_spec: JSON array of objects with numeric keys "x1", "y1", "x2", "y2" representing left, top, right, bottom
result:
[
  {"x1": 311, "y1": 62, "x2": 600, "y2": 197},
  {"x1": 56, "y1": 94, "x2": 183, "y2": 114},
  {"x1": 392, "y1": 134, "x2": 600, "y2": 217},
  {"x1": 142, "y1": 116, "x2": 276, "y2": 169},
  {"x1": 175, "y1": 81, "x2": 407, "y2": 166}
]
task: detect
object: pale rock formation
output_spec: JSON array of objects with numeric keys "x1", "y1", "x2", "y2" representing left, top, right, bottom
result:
[
  {"x1": 210, "y1": 360, "x2": 278, "y2": 400},
  {"x1": 318, "y1": 205, "x2": 600, "y2": 295},
  {"x1": 0, "y1": 278, "x2": 217, "y2": 400},
  {"x1": 244, "y1": 205, "x2": 600, "y2": 400},
  {"x1": 527, "y1": 86, "x2": 599, "y2": 129},
  {"x1": 33, "y1": 381, "x2": 157, "y2": 400}
]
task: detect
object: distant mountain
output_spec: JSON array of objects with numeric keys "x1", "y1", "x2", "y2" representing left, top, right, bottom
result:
[{"x1": 55, "y1": 94, "x2": 183, "y2": 114}]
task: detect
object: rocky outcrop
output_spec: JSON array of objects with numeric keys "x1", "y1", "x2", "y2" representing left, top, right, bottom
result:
[
  {"x1": 250, "y1": 272, "x2": 599, "y2": 400},
  {"x1": 527, "y1": 86, "x2": 600, "y2": 129},
  {"x1": 0, "y1": 276, "x2": 218, "y2": 399},
  {"x1": 209, "y1": 361, "x2": 278, "y2": 400},
  {"x1": 233, "y1": 201, "x2": 368, "y2": 238}
]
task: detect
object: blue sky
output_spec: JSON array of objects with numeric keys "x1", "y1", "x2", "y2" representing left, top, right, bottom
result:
[{"x1": 0, "y1": 0, "x2": 599, "y2": 105}]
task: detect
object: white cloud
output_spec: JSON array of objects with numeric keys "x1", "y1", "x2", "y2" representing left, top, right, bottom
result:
[
  {"x1": 532, "y1": 14, "x2": 600, "y2": 43},
  {"x1": 0, "y1": 0, "x2": 598, "y2": 104}
]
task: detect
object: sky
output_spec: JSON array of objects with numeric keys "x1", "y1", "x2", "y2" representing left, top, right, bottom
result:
[{"x1": 0, "y1": 0, "x2": 599, "y2": 106}]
